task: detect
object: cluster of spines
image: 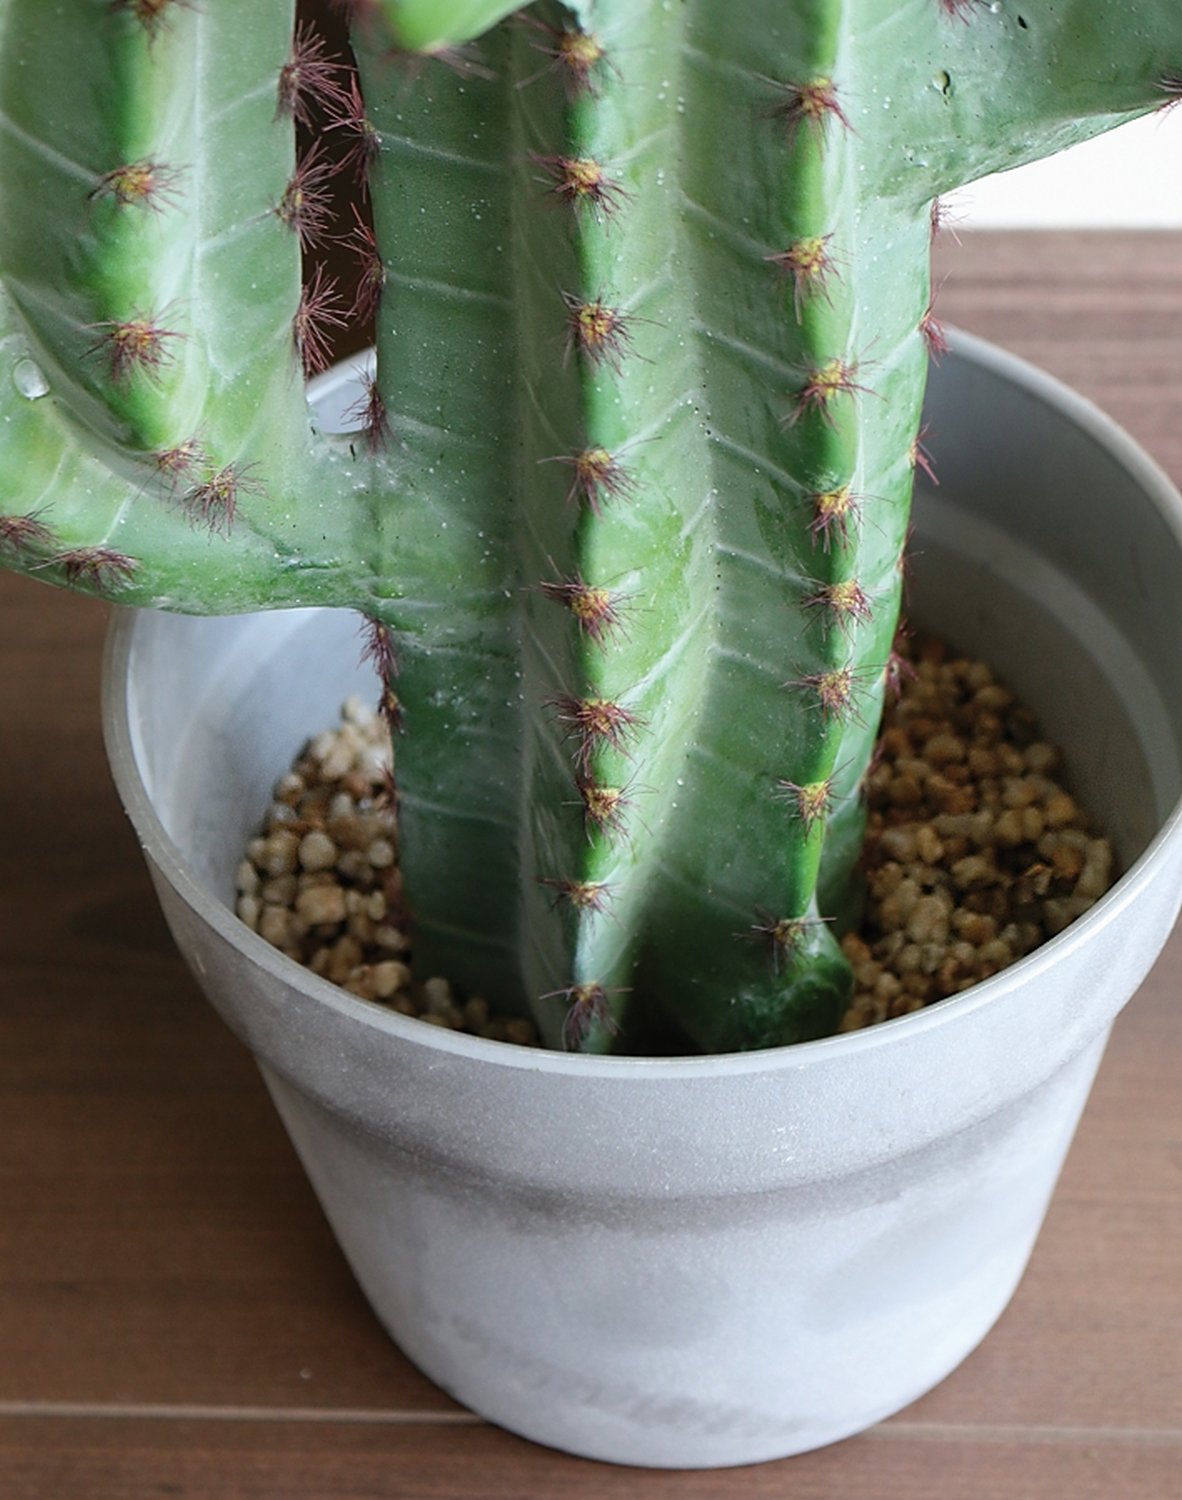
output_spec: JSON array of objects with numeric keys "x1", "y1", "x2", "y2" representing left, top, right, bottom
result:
[
  {"x1": 775, "y1": 777, "x2": 833, "y2": 836},
  {"x1": 533, "y1": 153, "x2": 628, "y2": 219},
  {"x1": 344, "y1": 371, "x2": 391, "y2": 454},
  {"x1": 562, "y1": 291, "x2": 636, "y2": 372},
  {"x1": 786, "y1": 662, "x2": 875, "y2": 726},
  {"x1": 539, "y1": 878, "x2": 614, "y2": 915},
  {"x1": 542, "y1": 444, "x2": 635, "y2": 513},
  {"x1": 360, "y1": 615, "x2": 402, "y2": 734},
  {"x1": 748, "y1": 910, "x2": 833, "y2": 974},
  {"x1": 0, "y1": 509, "x2": 138, "y2": 590},
  {"x1": 90, "y1": 159, "x2": 184, "y2": 211},
  {"x1": 768, "y1": 77, "x2": 851, "y2": 143},
  {"x1": 807, "y1": 482, "x2": 860, "y2": 551},
  {"x1": 541, "y1": 981, "x2": 623, "y2": 1051},
  {"x1": 295, "y1": 265, "x2": 350, "y2": 378},
  {"x1": 341, "y1": 206, "x2": 386, "y2": 324},
  {"x1": 108, "y1": 0, "x2": 194, "y2": 42},
  {"x1": 85, "y1": 313, "x2": 183, "y2": 385},
  {"x1": 519, "y1": 15, "x2": 609, "y2": 98},
  {"x1": 278, "y1": 21, "x2": 351, "y2": 124},
  {"x1": 327, "y1": 76, "x2": 383, "y2": 187},
  {"x1": 574, "y1": 775, "x2": 635, "y2": 840},
  {"x1": 539, "y1": 572, "x2": 626, "y2": 646},
  {"x1": 188, "y1": 463, "x2": 262, "y2": 536},
  {"x1": 766, "y1": 234, "x2": 839, "y2": 322},
  {"x1": 548, "y1": 694, "x2": 644, "y2": 776}
]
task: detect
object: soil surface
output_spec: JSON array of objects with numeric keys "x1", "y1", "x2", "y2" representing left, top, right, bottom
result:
[{"x1": 840, "y1": 636, "x2": 1113, "y2": 1031}]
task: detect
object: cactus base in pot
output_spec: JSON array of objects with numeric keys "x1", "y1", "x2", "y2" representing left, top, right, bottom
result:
[{"x1": 102, "y1": 336, "x2": 1182, "y2": 1467}]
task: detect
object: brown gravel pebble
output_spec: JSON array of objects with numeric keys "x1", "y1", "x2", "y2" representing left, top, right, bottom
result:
[
  {"x1": 838, "y1": 637, "x2": 1116, "y2": 1033},
  {"x1": 238, "y1": 642, "x2": 1114, "y2": 1050}
]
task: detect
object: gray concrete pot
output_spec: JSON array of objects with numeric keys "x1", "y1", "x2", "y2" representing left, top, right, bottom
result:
[{"x1": 102, "y1": 333, "x2": 1182, "y2": 1468}]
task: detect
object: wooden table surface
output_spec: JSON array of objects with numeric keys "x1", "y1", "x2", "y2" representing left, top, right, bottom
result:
[{"x1": 3, "y1": 232, "x2": 1182, "y2": 1498}]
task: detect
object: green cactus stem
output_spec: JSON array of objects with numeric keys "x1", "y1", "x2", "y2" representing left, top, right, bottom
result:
[{"x1": 1, "y1": 0, "x2": 1179, "y2": 1052}]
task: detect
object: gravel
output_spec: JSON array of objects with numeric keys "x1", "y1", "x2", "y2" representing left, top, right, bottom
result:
[
  {"x1": 236, "y1": 642, "x2": 1114, "y2": 1048},
  {"x1": 838, "y1": 637, "x2": 1114, "y2": 1032}
]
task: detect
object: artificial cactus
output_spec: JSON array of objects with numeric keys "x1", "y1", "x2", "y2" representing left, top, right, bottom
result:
[{"x1": 0, "y1": 0, "x2": 1178, "y2": 1052}]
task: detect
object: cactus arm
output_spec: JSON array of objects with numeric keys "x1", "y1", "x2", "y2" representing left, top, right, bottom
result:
[
  {"x1": 0, "y1": 281, "x2": 349, "y2": 612},
  {"x1": 621, "y1": 0, "x2": 1182, "y2": 1048},
  {"x1": 0, "y1": 0, "x2": 205, "y2": 453},
  {"x1": 872, "y1": 1, "x2": 1177, "y2": 202},
  {"x1": 0, "y1": 0, "x2": 379, "y2": 611},
  {"x1": 0, "y1": 1, "x2": 308, "y2": 465},
  {"x1": 373, "y1": 0, "x2": 543, "y2": 53},
  {"x1": 611, "y1": 3, "x2": 922, "y2": 1049}
]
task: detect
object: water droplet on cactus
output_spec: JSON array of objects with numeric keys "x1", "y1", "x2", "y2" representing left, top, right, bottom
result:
[{"x1": 13, "y1": 358, "x2": 48, "y2": 399}]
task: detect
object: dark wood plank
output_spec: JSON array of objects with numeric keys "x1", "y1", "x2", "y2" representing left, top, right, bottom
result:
[
  {"x1": 936, "y1": 230, "x2": 1182, "y2": 482},
  {"x1": 2, "y1": 1417, "x2": 1181, "y2": 1500}
]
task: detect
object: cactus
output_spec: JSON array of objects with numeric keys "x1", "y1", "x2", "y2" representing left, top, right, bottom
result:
[{"x1": 0, "y1": 0, "x2": 1177, "y2": 1053}]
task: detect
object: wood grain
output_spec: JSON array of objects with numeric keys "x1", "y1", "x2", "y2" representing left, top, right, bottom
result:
[
  {"x1": 2, "y1": 232, "x2": 1181, "y2": 1497},
  {"x1": 2, "y1": 1418, "x2": 1181, "y2": 1500}
]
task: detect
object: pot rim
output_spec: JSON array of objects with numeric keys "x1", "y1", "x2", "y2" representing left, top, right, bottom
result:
[{"x1": 102, "y1": 328, "x2": 1182, "y2": 1080}]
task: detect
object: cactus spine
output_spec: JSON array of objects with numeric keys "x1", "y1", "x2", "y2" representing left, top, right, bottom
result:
[{"x1": 1, "y1": 0, "x2": 1178, "y2": 1051}]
